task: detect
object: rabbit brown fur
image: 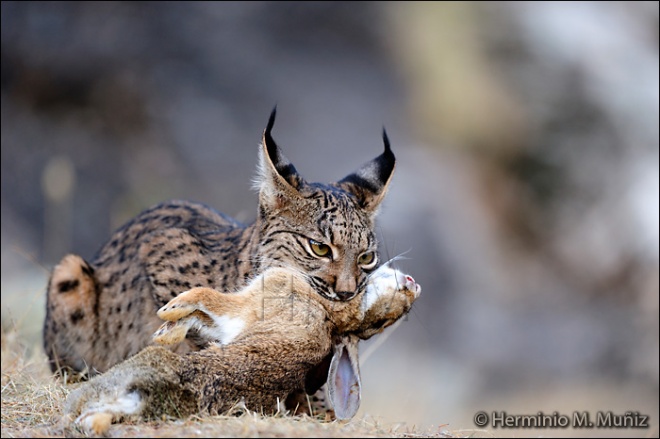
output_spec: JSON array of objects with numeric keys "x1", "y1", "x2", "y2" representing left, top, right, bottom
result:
[{"x1": 66, "y1": 264, "x2": 420, "y2": 434}]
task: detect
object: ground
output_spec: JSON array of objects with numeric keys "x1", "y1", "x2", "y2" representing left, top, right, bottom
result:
[{"x1": 1, "y1": 327, "x2": 457, "y2": 439}]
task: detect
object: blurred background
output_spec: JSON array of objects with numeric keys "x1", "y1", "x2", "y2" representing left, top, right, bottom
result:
[{"x1": 1, "y1": 1, "x2": 658, "y2": 436}]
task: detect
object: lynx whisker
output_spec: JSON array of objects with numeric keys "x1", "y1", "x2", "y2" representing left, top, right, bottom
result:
[{"x1": 377, "y1": 250, "x2": 412, "y2": 270}]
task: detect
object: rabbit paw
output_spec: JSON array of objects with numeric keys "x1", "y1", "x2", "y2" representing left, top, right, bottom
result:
[
  {"x1": 153, "y1": 320, "x2": 191, "y2": 345},
  {"x1": 73, "y1": 391, "x2": 142, "y2": 435},
  {"x1": 156, "y1": 289, "x2": 208, "y2": 321},
  {"x1": 153, "y1": 288, "x2": 246, "y2": 346}
]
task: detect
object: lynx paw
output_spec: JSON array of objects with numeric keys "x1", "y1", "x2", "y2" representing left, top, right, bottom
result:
[{"x1": 286, "y1": 386, "x2": 336, "y2": 421}]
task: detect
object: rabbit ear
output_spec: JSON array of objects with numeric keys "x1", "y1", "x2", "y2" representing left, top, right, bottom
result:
[{"x1": 327, "y1": 335, "x2": 361, "y2": 420}]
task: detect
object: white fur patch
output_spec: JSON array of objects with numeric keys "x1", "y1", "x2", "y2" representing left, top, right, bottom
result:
[
  {"x1": 362, "y1": 265, "x2": 398, "y2": 313},
  {"x1": 362, "y1": 265, "x2": 421, "y2": 313},
  {"x1": 197, "y1": 311, "x2": 246, "y2": 345}
]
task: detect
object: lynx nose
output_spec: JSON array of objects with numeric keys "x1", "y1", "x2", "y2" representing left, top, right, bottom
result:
[
  {"x1": 334, "y1": 275, "x2": 357, "y2": 301},
  {"x1": 335, "y1": 290, "x2": 357, "y2": 301}
]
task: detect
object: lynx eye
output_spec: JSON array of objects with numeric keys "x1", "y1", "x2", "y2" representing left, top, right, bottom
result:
[
  {"x1": 309, "y1": 239, "x2": 331, "y2": 258},
  {"x1": 358, "y1": 251, "x2": 377, "y2": 268}
]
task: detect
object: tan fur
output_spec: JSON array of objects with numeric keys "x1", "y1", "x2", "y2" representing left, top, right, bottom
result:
[{"x1": 65, "y1": 265, "x2": 420, "y2": 433}]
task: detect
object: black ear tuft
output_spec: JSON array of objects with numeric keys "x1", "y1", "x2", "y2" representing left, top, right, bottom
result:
[
  {"x1": 382, "y1": 127, "x2": 391, "y2": 151},
  {"x1": 257, "y1": 108, "x2": 305, "y2": 208},
  {"x1": 336, "y1": 128, "x2": 396, "y2": 211},
  {"x1": 261, "y1": 106, "x2": 303, "y2": 189},
  {"x1": 377, "y1": 127, "x2": 395, "y2": 185},
  {"x1": 264, "y1": 105, "x2": 277, "y2": 155}
]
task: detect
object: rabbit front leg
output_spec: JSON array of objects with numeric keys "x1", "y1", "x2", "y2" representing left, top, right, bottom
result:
[
  {"x1": 153, "y1": 267, "x2": 300, "y2": 346},
  {"x1": 153, "y1": 286, "x2": 251, "y2": 346}
]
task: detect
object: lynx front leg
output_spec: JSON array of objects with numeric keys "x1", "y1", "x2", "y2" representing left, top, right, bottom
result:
[
  {"x1": 153, "y1": 287, "x2": 249, "y2": 346},
  {"x1": 285, "y1": 386, "x2": 336, "y2": 421}
]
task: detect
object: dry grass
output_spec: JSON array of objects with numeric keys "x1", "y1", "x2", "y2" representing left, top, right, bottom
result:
[{"x1": 1, "y1": 327, "x2": 455, "y2": 438}]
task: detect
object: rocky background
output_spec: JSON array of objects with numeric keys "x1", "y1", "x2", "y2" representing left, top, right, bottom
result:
[{"x1": 1, "y1": 2, "x2": 658, "y2": 435}]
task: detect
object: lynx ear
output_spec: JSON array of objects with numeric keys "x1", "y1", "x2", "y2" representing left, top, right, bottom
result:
[
  {"x1": 256, "y1": 107, "x2": 305, "y2": 208},
  {"x1": 327, "y1": 335, "x2": 361, "y2": 420},
  {"x1": 336, "y1": 129, "x2": 395, "y2": 211}
]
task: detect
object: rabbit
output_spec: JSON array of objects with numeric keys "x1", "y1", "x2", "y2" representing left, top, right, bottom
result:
[{"x1": 65, "y1": 263, "x2": 421, "y2": 434}]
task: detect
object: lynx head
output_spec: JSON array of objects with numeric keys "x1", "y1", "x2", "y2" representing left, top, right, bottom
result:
[{"x1": 253, "y1": 108, "x2": 395, "y2": 301}]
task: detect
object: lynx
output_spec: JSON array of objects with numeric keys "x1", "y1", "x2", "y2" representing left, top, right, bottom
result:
[{"x1": 44, "y1": 108, "x2": 396, "y2": 408}]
